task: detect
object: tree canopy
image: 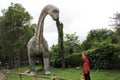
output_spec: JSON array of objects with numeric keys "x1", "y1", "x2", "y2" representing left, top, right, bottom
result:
[
  {"x1": 0, "y1": 3, "x2": 34, "y2": 68},
  {"x1": 81, "y1": 29, "x2": 117, "y2": 50}
]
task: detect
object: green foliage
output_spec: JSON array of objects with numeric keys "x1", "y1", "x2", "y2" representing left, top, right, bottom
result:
[
  {"x1": 110, "y1": 12, "x2": 120, "y2": 45},
  {"x1": 51, "y1": 48, "x2": 94, "y2": 68},
  {"x1": 49, "y1": 44, "x2": 59, "y2": 60},
  {"x1": 113, "y1": 46, "x2": 120, "y2": 69},
  {"x1": 52, "y1": 45, "x2": 120, "y2": 70},
  {"x1": 50, "y1": 32, "x2": 81, "y2": 61},
  {"x1": 51, "y1": 53, "x2": 82, "y2": 68},
  {"x1": 56, "y1": 20, "x2": 64, "y2": 58},
  {"x1": 64, "y1": 32, "x2": 81, "y2": 54},
  {"x1": 88, "y1": 45, "x2": 117, "y2": 70},
  {"x1": 56, "y1": 20, "x2": 65, "y2": 68},
  {"x1": 81, "y1": 29, "x2": 117, "y2": 50},
  {"x1": 0, "y1": 3, "x2": 34, "y2": 67},
  {"x1": 111, "y1": 12, "x2": 120, "y2": 27}
]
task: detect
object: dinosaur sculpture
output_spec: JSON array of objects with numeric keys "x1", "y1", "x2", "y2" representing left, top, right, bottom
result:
[{"x1": 27, "y1": 4, "x2": 59, "y2": 75}]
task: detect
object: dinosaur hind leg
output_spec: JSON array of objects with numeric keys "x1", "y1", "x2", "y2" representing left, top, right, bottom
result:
[{"x1": 39, "y1": 54, "x2": 44, "y2": 70}]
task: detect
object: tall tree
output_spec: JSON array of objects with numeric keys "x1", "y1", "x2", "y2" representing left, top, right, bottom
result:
[
  {"x1": 0, "y1": 3, "x2": 33, "y2": 68},
  {"x1": 111, "y1": 12, "x2": 120, "y2": 27},
  {"x1": 111, "y1": 12, "x2": 120, "y2": 45},
  {"x1": 56, "y1": 20, "x2": 65, "y2": 69},
  {"x1": 50, "y1": 32, "x2": 81, "y2": 59},
  {"x1": 64, "y1": 32, "x2": 81, "y2": 54}
]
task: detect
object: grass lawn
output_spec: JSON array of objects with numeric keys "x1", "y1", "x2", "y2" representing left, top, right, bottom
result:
[{"x1": 1, "y1": 66, "x2": 120, "y2": 80}]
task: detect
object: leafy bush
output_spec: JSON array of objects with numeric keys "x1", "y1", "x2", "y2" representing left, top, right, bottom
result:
[
  {"x1": 88, "y1": 45, "x2": 117, "y2": 70},
  {"x1": 51, "y1": 45, "x2": 120, "y2": 70},
  {"x1": 51, "y1": 53, "x2": 83, "y2": 68},
  {"x1": 113, "y1": 46, "x2": 120, "y2": 69}
]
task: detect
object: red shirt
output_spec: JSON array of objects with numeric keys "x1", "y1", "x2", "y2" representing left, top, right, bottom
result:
[{"x1": 82, "y1": 55, "x2": 90, "y2": 74}]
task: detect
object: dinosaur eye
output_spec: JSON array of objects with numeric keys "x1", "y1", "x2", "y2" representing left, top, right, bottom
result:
[{"x1": 53, "y1": 10, "x2": 59, "y2": 13}]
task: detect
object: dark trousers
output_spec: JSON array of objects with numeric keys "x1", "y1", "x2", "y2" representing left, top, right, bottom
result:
[{"x1": 84, "y1": 71, "x2": 91, "y2": 80}]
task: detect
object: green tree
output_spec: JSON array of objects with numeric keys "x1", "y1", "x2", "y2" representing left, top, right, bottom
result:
[
  {"x1": 0, "y1": 3, "x2": 33, "y2": 68},
  {"x1": 111, "y1": 12, "x2": 120, "y2": 27},
  {"x1": 81, "y1": 29, "x2": 116, "y2": 50},
  {"x1": 50, "y1": 32, "x2": 81, "y2": 59},
  {"x1": 56, "y1": 20, "x2": 65, "y2": 69},
  {"x1": 50, "y1": 32, "x2": 81, "y2": 68},
  {"x1": 64, "y1": 32, "x2": 81, "y2": 54},
  {"x1": 111, "y1": 12, "x2": 120, "y2": 45},
  {"x1": 110, "y1": 13, "x2": 120, "y2": 67},
  {"x1": 50, "y1": 44, "x2": 59, "y2": 60}
]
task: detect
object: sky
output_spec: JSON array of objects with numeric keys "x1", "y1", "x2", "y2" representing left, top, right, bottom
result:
[{"x1": 0, "y1": 0, "x2": 120, "y2": 48}]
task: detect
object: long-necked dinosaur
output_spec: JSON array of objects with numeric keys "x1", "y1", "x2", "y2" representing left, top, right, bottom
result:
[{"x1": 27, "y1": 4, "x2": 59, "y2": 75}]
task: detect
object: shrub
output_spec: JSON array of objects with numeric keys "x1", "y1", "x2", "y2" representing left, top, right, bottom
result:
[
  {"x1": 88, "y1": 45, "x2": 116, "y2": 70},
  {"x1": 51, "y1": 45, "x2": 120, "y2": 70},
  {"x1": 51, "y1": 53, "x2": 83, "y2": 68},
  {"x1": 114, "y1": 46, "x2": 120, "y2": 69}
]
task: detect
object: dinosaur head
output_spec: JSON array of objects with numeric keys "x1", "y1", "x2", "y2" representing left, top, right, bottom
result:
[{"x1": 46, "y1": 5, "x2": 59, "y2": 21}]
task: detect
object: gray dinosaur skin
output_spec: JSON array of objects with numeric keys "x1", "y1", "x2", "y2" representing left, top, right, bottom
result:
[{"x1": 27, "y1": 5, "x2": 59, "y2": 75}]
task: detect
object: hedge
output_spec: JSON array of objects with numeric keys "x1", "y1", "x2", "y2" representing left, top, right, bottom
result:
[
  {"x1": 51, "y1": 45, "x2": 120, "y2": 70},
  {"x1": 88, "y1": 45, "x2": 116, "y2": 70},
  {"x1": 51, "y1": 53, "x2": 82, "y2": 68}
]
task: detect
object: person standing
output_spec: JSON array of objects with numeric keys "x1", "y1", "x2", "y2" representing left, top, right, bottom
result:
[{"x1": 81, "y1": 52, "x2": 91, "y2": 80}]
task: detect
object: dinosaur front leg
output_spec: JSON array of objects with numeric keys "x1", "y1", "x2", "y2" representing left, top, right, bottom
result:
[
  {"x1": 28, "y1": 55, "x2": 36, "y2": 74},
  {"x1": 43, "y1": 50, "x2": 51, "y2": 75}
]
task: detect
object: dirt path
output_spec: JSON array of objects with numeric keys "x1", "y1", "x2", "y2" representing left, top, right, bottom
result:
[{"x1": 0, "y1": 74, "x2": 2, "y2": 80}]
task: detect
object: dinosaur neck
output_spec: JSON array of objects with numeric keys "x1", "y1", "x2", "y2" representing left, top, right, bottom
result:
[{"x1": 35, "y1": 9, "x2": 47, "y2": 43}]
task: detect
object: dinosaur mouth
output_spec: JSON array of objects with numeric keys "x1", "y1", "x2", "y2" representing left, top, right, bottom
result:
[{"x1": 54, "y1": 18, "x2": 59, "y2": 21}]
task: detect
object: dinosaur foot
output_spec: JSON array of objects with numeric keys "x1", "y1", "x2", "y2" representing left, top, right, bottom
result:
[
  {"x1": 29, "y1": 71, "x2": 36, "y2": 75},
  {"x1": 45, "y1": 71, "x2": 51, "y2": 75}
]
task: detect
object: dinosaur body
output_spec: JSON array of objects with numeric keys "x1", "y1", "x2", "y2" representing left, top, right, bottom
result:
[{"x1": 27, "y1": 5, "x2": 59, "y2": 75}]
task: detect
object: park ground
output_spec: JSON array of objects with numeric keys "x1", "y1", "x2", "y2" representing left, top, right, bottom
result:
[{"x1": 0, "y1": 66, "x2": 120, "y2": 80}]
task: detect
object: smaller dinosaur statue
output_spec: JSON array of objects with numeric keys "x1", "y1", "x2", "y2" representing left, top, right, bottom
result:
[{"x1": 27, "y1": 4, "x2": 59, "y2": 75}]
